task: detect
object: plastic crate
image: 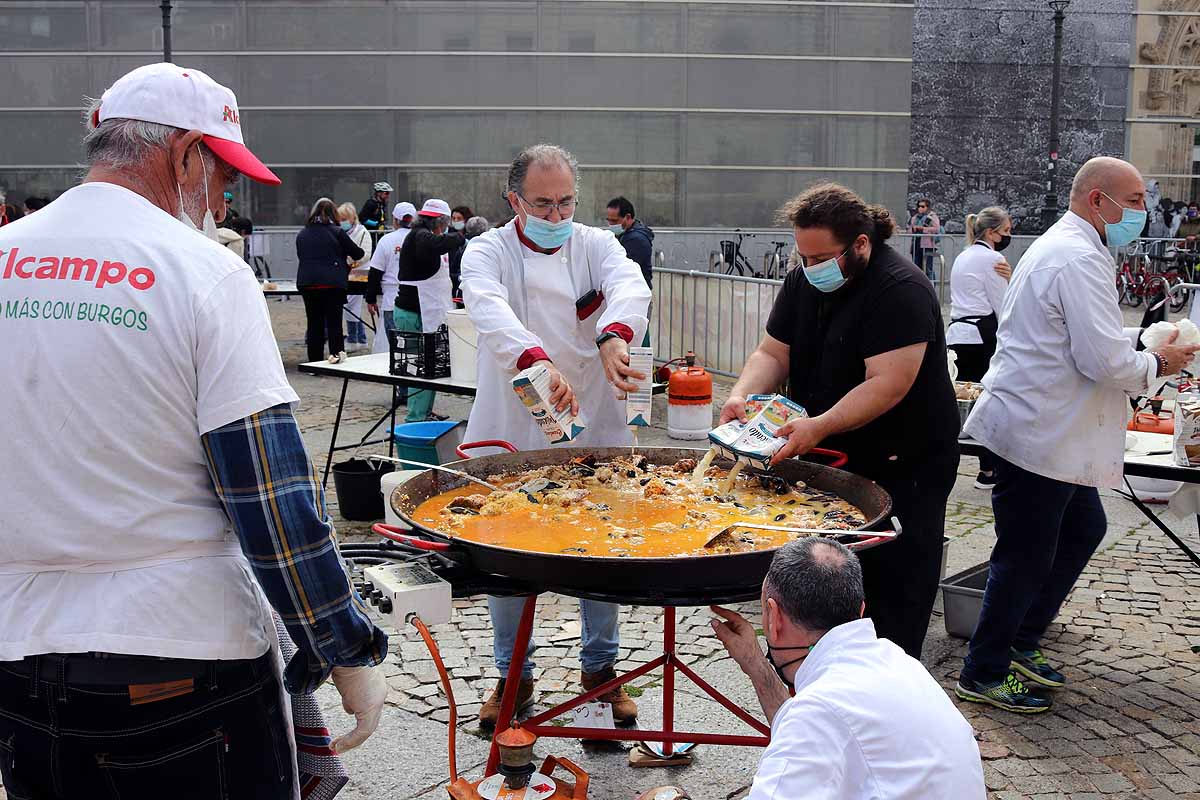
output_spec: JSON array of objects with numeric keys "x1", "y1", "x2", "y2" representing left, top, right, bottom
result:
[
  {"x1": 388, "y1": 324, "x2": 450, "y2": 379},
  {"x1": 939, "y1": 562, "x2": 989, "y2": 639}
]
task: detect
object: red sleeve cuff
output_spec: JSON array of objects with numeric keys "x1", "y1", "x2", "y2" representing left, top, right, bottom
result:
[
  {"x1": 603, "y1": 323, "x2": 635, "y2": 344},
  {"x1": 517, "y1": 347, "x2": 551, "y2": 371}
]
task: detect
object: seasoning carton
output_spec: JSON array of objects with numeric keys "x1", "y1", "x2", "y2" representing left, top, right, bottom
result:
[
  {"x1": 1174, "y1": 393, "x2": 1200, "y2": 467},
  {"x1": 626, "y1": 346, "x2": 654, "y2": 427},
  {"x1": 744, "y1": 394, "x2": 775, "y2": 418},
  {"x1": 512, "y1": 364, "x2": 587, "y2": 444},
  {"x1": 708, "y1": 394, "x2": 808, "y2": 469}
]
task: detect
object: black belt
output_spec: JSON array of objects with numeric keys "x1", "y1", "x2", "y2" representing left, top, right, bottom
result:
[{"x1": 1, "y1": 652, "x2": 265, "y2": 687}]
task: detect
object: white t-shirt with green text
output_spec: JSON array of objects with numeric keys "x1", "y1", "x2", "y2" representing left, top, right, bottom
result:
[{"x1": 0, "y1": 182, "x2": 299, "y2": 661}]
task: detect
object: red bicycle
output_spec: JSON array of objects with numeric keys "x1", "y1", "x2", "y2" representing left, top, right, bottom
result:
[{"x1": 1117, "y1": 242, "x2": 1184, "y2": 310}]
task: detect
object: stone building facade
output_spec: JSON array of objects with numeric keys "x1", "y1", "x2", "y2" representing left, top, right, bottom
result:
[{"x1": 909, "y1": 0, "x2": 1134, "y2": 232}]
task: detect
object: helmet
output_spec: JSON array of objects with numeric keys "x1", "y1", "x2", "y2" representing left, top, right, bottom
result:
[{"x1": 373, "y1": 182, "x2": 393, "y2": 193}]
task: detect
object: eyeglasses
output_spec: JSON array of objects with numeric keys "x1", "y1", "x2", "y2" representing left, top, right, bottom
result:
[{"x1": 518, "y1": 193, "x2": 577, "y2": 219}]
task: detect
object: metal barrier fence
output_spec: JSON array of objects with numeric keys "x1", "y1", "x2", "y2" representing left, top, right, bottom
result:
[{"x1": 650, "y1": 268, "x2": 782, "y2": 378}]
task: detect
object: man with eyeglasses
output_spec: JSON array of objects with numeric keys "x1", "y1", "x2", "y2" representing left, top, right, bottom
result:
[
  {"x1": 460, "y1": 143, "x2": 652, "y2": 728},
  {"x1": 721, "y1": 183, "x2": 960, "y2": 662}
]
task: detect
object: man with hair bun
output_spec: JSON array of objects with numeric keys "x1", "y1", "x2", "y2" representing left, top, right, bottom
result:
[
  {"x1": 721, "y1": 182, "x2": 959, "y2": 659},
  {"x1": 710, "y1": 538, "x2": 985, "y2": 798}
]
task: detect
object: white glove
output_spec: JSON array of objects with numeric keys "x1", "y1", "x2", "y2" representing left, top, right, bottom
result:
[{"x1": 329, "y1": 665, "x2": 388, "y2": 754}]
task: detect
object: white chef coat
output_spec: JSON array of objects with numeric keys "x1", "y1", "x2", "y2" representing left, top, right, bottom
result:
[
  {"x1": 946, "y1": 241, "x2": 1008, "y2": 346},
  {"x1": 461, "y1": 221, "x2": 651, "y2": 451},
  {"x1": 749, "y1": 619, "x2": 985, "y2": 800},
  {"x1": 0, "y1": 182, "x2": 299, "y2": 661},
  {"x1": 964, "y1": 211, "x2": 1156, "y2": 489},
  {"x1": 368, "y1": 225, "x2": 410, "y2": 354},
  {"x1": 344, "y1": 222, "x2": 373, "y2": 324}
]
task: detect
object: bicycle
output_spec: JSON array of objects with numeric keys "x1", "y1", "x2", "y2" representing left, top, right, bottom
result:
[
  {"x1": 1117, "y1": 241, "x2": 1184, "y2": 310},
  {"x1": 762, "y1": 240, "x2": 791, "y2": 280},
  {"x1": 708, "y1": 230, "x2": 761, "y2": 277}
]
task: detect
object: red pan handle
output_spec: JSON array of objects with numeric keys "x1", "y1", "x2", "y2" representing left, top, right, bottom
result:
[
  {"x1": 371, "y1": 523, "x2": 451, "y2": 552},
  {"x1": 807, "y1": 448, "x2": 849, "y2": 469},
  {"x1": 455, "y1": 440, "x2": 519, "y2": 459}
]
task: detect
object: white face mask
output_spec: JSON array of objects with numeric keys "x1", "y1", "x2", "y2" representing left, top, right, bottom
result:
[{"x1": 176, "y1": 145, "x2": 220, "y2": 242}]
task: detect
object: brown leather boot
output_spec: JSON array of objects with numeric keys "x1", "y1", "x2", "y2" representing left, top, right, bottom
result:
[
  {"x1": 582, "y1": 666, "x2": 638, "y2": 724},
  {"x1": 478, "y1": 677, "x2": 535, "y2": 728}
]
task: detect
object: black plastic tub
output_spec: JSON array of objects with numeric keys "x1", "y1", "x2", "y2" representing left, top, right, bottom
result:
[{"x1": 332, "y1": 458, "x2": 394, "y2": 521}]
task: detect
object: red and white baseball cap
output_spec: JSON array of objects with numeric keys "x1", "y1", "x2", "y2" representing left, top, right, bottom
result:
[
  {"x1": 392, "y1": 202, "x2": 416, "y2": 221},
  {"x1": 96, "y1": 63, "x2": 281, "y2": 186},
  {"x1": 419, "y1": 199, "x2": 451, "y2": 217}
]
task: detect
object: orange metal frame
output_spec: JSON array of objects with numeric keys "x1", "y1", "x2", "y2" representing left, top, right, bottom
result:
[{"x1": 484, "y1": 595, "x2": 770, "y2": 776}]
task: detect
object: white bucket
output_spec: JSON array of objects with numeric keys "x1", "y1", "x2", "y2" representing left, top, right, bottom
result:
[{"x1": 446, "y1": 308, "x2": 478, "y2": 383}]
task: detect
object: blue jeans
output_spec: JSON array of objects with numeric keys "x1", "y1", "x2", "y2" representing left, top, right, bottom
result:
[
  {"x1": 345, "y1": 319, "x2": 367, "y2": 344},
  {"x1": 489, "y1": 596, "x2": 620, "y2": 679},
  {"x1": 961, "y1": 458, "x2": 1107, "y2": 684}
]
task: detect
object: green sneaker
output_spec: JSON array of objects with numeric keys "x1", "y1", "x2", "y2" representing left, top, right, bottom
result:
[
  {"x1": 1010, "y1": 648, "x2": 1066, "y2": 689},
  {"x1": 955, "y1": 672, "x2": 1052, "y2": 714}
]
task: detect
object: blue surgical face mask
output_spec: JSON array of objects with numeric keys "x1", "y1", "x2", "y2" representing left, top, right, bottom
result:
[
  {"x1": 339, "y1": 221, "x2": 352, "y2": 231},
  {"x1": 520, "y1": 199, "x2": 574, "y2": 249},
  {"x1": 607, "y1": 223, "x2": 624, "y2": 235},
  {"x1": 1097, "y1": 192, "x2": 1147, "y2": 247},
  {"x1": 802, "y1": 249, "x2": 848, "y2": 293}
]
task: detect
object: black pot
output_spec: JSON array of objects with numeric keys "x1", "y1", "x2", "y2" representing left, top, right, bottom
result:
[{"x1": 388, "y1": 447, "x2": 894, "y2": 605}]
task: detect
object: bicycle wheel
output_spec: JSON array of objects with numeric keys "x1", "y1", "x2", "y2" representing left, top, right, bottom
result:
[
  {"x1": 1169, "y1": 275, "x2": 1189, "y2": 313},
  {"x1": 1128, "y1": 273, "x2": 1145, "y2": 307}
]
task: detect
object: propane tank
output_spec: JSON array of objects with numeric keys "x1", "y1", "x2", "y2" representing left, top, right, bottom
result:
[{"x1": 667, "y1": 352, "x2": 713, "y2": 441}]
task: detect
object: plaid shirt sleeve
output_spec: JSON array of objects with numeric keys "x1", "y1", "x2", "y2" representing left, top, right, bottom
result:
[{"x1": 201, "y1": 404, "x2": 387, "y2": 694}]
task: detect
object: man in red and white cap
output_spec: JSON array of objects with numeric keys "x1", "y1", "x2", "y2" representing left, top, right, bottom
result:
[
  {"x1": 391, "y1": 198, "x2": 465, "y2": 420},
  {"x1": 0, "y1": 63, "x2": 388, "y2": 798}
]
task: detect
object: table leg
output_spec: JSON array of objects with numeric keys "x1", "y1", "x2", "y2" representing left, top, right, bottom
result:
[
  {"x1": 662, "y1": 607, "x2": 676, "y2": 758},
  {"x1": 389, "y1": 385, "x2": 398, "y2": 458},
  {"x1": 322, "y1": 378, "x2": 349, "y2": 489},
  {"x1": 485, "y1": 595, "x2": 539, "y2": 777}
]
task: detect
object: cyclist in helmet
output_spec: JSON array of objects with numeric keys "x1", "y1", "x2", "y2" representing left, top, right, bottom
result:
[{"x1": 359, "y1": 181, "x2": 393, "y2": 241}]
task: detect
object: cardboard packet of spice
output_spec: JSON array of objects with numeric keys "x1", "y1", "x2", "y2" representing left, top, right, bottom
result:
[
  {"x1": 1173, "y1": 394, "x2": 1200, "y2": 467},
  {"x1": 708, "y1": 394, "x2": 808, "y2": 470},
  {"x1": 512, "y1": 364, "x2": 587, "y2": 444},
  {"x1": 625, "y1": 346, "x2": 654, "y2": 427},
  {"x1": 744, "y1": 394, "x2": 776, "y2": 418}
]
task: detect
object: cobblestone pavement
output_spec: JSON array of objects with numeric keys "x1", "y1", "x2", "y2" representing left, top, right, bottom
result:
[{"x1": 5, "y1": 299, "x2": 1198, "y2": 800}]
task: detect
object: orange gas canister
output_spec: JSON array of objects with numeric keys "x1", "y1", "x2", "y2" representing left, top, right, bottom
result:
[
  {"x1": 665, "y1": 352, "x2": 713, "y2": 440},
  {"x1": 1128, "y1": 397, "x2": 1174, "y2": 435}
]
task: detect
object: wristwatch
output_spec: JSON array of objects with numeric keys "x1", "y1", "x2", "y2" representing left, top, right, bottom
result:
[{"x1": 595, "y1": 331, "x2": 623, "y2": 349}]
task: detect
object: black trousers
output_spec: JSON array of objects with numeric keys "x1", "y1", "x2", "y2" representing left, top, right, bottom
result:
[
  {"x1": 854, "y1": 448, "x2": 959, "y2": 659},
  {"x1": 950, "y1": 342, "x2": 997, "y2": 474},
  {"x1": 961, "y1": 458, "x2": 1107, "y2": 683},
  {"x1": 300, "y1": 287, "x2": 346, "y2": 362},
  {"x1": 0, "y1": 651, "x2": 292, "y2": 799}
]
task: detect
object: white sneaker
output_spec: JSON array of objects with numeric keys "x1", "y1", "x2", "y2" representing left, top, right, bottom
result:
[
  {"x1": 327, "y1": 353, "x2": 339, "y2": 364},
  {"x1": 334, "y1": 351, "x2": 348, "y2": 364}
]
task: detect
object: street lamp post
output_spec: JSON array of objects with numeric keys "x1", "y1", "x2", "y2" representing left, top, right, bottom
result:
[
  {"x1": 161, "y1": 0, "x2": 173, "y2": 62},
  {"x1": 1041, "y1": 0, "x2": 1071, "y2": 230}
]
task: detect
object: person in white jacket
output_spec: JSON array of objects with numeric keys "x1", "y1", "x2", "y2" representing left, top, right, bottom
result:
[
  {"x1": 337, "y1": 202, "x2": 373, "y2": 349},
  {"x1": 461, "y1": 143, "x2": 651, "y2": 726},
  {"x1": 959, "y1": 157, "x2": 1199, "y2": 713},
  {"x1": 711, "y1": 538, "x2": 985, "y2": 800}
]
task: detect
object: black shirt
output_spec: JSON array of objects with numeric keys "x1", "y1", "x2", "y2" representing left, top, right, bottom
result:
[
  {"x1": 765, "y1": 242, "x2": 958, "y2": 473},
  {"x1": 294, "y1": 223, "x2": 365, "y2": 290},
  {"x1": 395, "y1": 227, "x2": 465, "y2": 314}
]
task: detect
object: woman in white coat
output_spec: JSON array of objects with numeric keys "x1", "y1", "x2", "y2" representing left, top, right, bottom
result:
[
  {"x1": 337, "y1": 202, "x2": 373, "y2": 349},
  {"x1": 947, "y1": 206, "x2": 1012, "y2": 490},
  {"x1": 461, "y1": 144, "x2": 651, "y2": 726}
]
